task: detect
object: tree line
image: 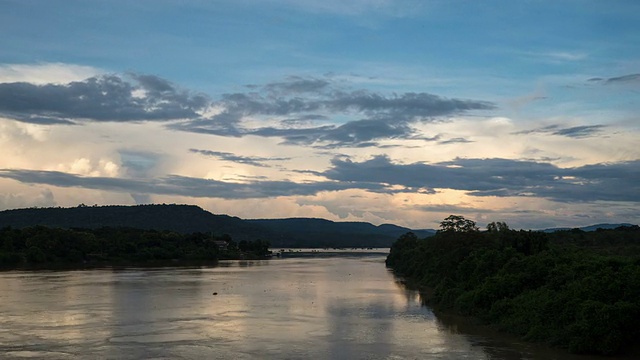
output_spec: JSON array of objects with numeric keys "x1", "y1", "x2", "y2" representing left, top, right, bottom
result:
[
  {"x1": 386, "y1": 215, "x2": 640, "y2": 355},
  {"x1": 0, "y1": 226, "x2": 272, "y2": 268}
]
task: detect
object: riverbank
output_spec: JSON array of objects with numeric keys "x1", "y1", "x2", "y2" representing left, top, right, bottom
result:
[
  {"x1": 385, "y1": 227, "x2": 640, "y2": 356},
  {"x1": 0, "y1": 226, "x2": 271, "y2": 270},
  {"x1": 394, "y1": 274, "x2": 640, "y2": 359}
]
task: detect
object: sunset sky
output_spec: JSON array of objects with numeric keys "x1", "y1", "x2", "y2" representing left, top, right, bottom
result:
[{"x1": 1, "y1": 0, "x2": 638, "y2": 229}]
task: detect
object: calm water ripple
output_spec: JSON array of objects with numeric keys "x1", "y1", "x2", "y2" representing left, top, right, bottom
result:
[{"x1": 0, "y1": 252, "x2": 609, "y2": 359}]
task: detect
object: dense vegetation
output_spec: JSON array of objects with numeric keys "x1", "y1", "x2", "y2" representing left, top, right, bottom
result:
[
  {"x1": 0, "y1": 226, "x2": 271, "y2": 269},
  {"x1": 386, "y1": 216, "x2": 640, "y2": 356}
]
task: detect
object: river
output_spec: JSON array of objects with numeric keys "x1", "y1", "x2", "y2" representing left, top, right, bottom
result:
[{"x1": 0, "y1": 250, "x2": 610, "y2": 359}]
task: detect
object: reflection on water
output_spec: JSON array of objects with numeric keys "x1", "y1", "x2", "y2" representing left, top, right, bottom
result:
[{"x1": 0, "y1": 254, "x2": 609, "y2": 359}]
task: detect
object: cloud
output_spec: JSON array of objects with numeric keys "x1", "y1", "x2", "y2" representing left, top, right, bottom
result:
[
  {"x1": 322, "y1": 155, "x2": 640, "y2": 203},
  {"x1": 543, "y1": 51, "x2": 587, "y2": 62},
  {"x1": 262, "y1": 76, "x2": 331, "y2": 94},
  {"x1": 605, "y1": 73, "x2": 640, "y2": 84},
  {"x1": 316, "y1": 119, "x2": 409, "y2": 145},
  {"x1": 512, "y1": 124, "x2": 606, "y2": 138},
  {"x1": 552, "y1": 125, "x2": 606, "y2": 138},
  {"x1": 516, "y1": 50, "x2": 588, "y2": 64},
  {"x1": 0, "y1": 186, "x2": 56, "y2": 210},
  {"x1": 130, "y1": 193, "x2": 151, "y2": 205},
  {"x1": 175, "y1": 76, "x2": 495, "y2": 147},
  {"x1": 438, "y1": 137, "x2": 473, "y2": 144},
  {"x1": 190, "y1": 149, "x2": 291, "y2": 167},
  {"x1": 325, "y1": 91, "x2": 495, "y2": 121},
  {"x1": 0, "y1": 74, "x2": 208, "y2": 125},
  {"x1": 1, "y1": 154, "x2": 638, "y2": 209},
  {"x1": 415, "y1": 203, "x2": 497, "y2": 214},
  {"x1": 1, "y1": 72, "x2": 495, "y2": 148},
  {"x1": 242, "y1": 120, "x2": 429, "y2": 149},
  {"x1": 279, "y1": 114, "x2": 328, "y2": 126},
  {"x1": 119, "y1": 150, "x2": 164, "y2": 177},
  {"x1": 587, "y1": 73, "x2": 640, "y2": 85},
  {"x1": 0, "y1": 169, "x2": 384, "y2": 199},
  {"x1": 0, "y1": 63, "x2": 103, "y2": 85}
]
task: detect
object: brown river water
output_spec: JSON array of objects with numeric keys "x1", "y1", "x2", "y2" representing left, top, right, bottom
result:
[{"x1": 0, "y1": 250, "x2": 616, "y2": 359}]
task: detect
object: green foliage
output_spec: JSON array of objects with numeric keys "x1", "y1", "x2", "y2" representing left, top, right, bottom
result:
[
  {"x1": 25, "y1": 246, "x2": 46, "y2": 263},
  {"x1": 0, "y1": 226, "x2": 272, "y2": 268},
  {"x1": 487, "y1": 221, "x2": 509, "y2": 232},
  {"x1": 386, "y1": 217, "x2": 640, "y2": 356},
  {"x1": 438, "y1": 215, "x2": 479, "y2": 233},
  {"x1": 568, "y1": 300, "x2": 639, "y2": 355}
]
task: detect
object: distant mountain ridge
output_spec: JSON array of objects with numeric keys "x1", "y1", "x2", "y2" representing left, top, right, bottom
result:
[
  {"x1": 246, "y1": 218, "x2": 435, "y2": 247},
  {"x1": 0, "y1": 204, "x2": 434, "y2": 248},
  {"x1": 541, "y1": 223, "x2": 636, "y2": 233}
]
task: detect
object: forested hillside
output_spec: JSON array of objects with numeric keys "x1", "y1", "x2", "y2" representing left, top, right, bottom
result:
[
  {"x1": 0, "y1": 204, "x2": 433, "y2": 248},
  {"x1": 386, "y1": 216, "x2": 640, "y2": 356},
  {"x1": 0, "y1": 204, "x2": 264, "y2": 239}
]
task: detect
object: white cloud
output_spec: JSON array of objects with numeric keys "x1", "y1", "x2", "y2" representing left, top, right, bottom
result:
[
  {"x1": 543, "y1": 51, "x2": 588, "y2": 62},
  {"x1": 0, "y1": 63, "x2": 103, "y2": 84},
  {"x1": 0, "y1": 180, "x2": 56, "y2": 210},
  {"x1": 55, "y1": 158, "x2": 120, "y2": 177}
]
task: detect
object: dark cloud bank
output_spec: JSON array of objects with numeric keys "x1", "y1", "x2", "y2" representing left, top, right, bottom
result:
[
  {"x1": 190, "y1": 149, "x2": 290, "y2": 168},
  {"x1": 1, "y1": 156, "x2": 638, "y2": 203},
  {"x1": 0, "y1": 73, "x2": 495, "y2": 148},
  {"x1": 0, "y1": 169, "x2": 382, "y2": 199},
  {"x1": 513, "y1": 124, "x2": 606, "y2": 138},
  {"x1": 170, "y1": 79, "x2": 496, "y2": 147},
  {"x1": 323, "y1": 156, "x2": 640, "y2": 202},
  {"x1": 588, "y1": 73, "x2": 640, "y2": 85},
  {"x1": 0, "y1": 74, "x2": 208, "y2": 125}
]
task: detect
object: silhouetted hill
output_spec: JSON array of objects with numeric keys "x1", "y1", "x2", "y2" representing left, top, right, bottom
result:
[
  {"x1": 0, "y1": 205, "x2": 433, "y2": 247},
  {"x1": 377, "y1": 223, "x2": 435, "y2": 238},
  {"x1": 541, "y1": 223, "x2": 635, "y2": 233},
  {"x1": 247, "y1": 218, "x2": 435, "y2": 247},
  {"x1": 0, "y1": 204, "x2": 265, "y2": 240}
]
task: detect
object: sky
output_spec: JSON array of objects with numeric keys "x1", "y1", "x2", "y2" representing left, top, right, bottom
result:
[{"x1": 0, "y1": 0, "x2": 638, "y2": 230}]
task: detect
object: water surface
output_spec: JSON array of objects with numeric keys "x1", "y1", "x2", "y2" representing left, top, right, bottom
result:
[{"x1": 0, "y1": 253, "x2": 606, "y2": 359}]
